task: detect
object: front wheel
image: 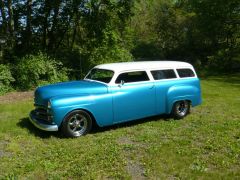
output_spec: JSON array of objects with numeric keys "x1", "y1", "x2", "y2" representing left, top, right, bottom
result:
[
  {"x1": 171, "y1": 100, "x2": 190, "y2": 119},
  {"x1": 61, "y1": 110, "x2": 92, "y2": 138}
]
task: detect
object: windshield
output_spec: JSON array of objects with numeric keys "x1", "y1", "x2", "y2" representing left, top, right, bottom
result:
[{"x1": 85, "y1": 68, "x2": 114, "y2": 83}]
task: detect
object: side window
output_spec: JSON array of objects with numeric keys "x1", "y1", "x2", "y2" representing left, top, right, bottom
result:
[
  {"x1": 115, "y1": 71, "x2": 149, "y2": 83},
  {"x1": 177, "y1": 68, "x2": 195, "y2": 78},
  {"x1": 151, "y1": 69, "x2": 176, "y2": 80}
]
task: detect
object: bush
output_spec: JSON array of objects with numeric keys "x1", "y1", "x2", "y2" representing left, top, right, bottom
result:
[
  {"x1": 0, "y1": 64, "x2": 15, "y2": 95},
  {"x1": 15, "y1": 52, "x2": 68, "y2": 90}
]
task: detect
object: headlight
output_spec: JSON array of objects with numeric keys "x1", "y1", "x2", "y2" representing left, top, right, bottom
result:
[{"x1": 47, "y1": 101, "x2": 51, "y2": 109}]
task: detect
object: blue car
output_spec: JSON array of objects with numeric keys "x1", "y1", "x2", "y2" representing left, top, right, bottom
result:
[{"x1": 29, "y1": 61, "x2": 202, "y2": 137}]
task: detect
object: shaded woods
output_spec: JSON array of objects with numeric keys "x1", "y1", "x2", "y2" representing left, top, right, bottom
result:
[{"x1": 0, "y1": 0, "x2": 239, "y2": 93}]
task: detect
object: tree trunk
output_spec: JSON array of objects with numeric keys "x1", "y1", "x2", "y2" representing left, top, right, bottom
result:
[
  {"x1": 48, "y1": 0, "x2": 61, "y2": 50},
  {"x1": 26, "y1": 0, "x2": 32, "y2": 47},
  {"x1": 71, "y1": 5, "x2": 80, "y2": 50},
  {"x1": 7, "y1": 0, "x2": 14, "y2": 36},
  {"x1": 42, "y1": 0, "x2": 51, "y2": 49},
  {"x1": 71, "y1": 21, "x2": 78, "y2": 50},
  {"x1": 0, "y1": 0, "x2": 7, "y2": 33}
]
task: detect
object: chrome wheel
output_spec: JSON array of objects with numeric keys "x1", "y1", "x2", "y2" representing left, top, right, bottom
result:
[
  {"x1": 176, "y1": 101, "x2": 188, "y2": 116},
  {"x1": 68, "y1": 114, "x2": 88, "y2": 136},
  {"x1": 62, "y1": 110, "x2": 92, "y2": 138},
  {"x1": 172, "y1": 100, "x2": 190, "y2": 119}
]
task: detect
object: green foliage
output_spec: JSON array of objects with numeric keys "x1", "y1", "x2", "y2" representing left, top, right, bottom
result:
[
  {"x1": 0, "y1": 0, "x2": 239, "y2": 91},
  {"x1": 87, "y1": 28, "x2": 133, "y2": 66},
  {"x1": 131, "y1": 0, "x2": 188, "y2": 59},
  {"x1": 131, "y1": 0, "x2": 240, "y2": 69},
  {"x1": 15, "y1": 53, "x2": 68, "y2": 90},
  {"x1": 79, "y1": 1, "x2": 134, "y2": 67},
  {"x1": 183, "y1": 0, "x2": 240, "y2": 65},
  {"x1": 0, "y1": 64, "x2": 14, "y2": 95},
  {"x1": 89, "y1": 45, "x2": 133, "y2": 66}
]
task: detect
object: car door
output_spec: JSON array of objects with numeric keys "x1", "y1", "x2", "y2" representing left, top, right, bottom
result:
[
  {"x1": 110, "y1": 71, "x2": 156, "y2": 123},
  {"x1": 150, "y1": 69, "x2": 178, "y2": 114}
]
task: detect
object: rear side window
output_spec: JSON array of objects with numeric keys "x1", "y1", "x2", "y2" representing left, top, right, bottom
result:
[
  {"x1": 177, "y1": 68, "x2": 195, "y2": 78},
  {"x1": 151, "y1": 69, "x2": 176, "y2": 80},
  {"x1": 115, "y1": 71, "x2": 149, "y2": 83}
]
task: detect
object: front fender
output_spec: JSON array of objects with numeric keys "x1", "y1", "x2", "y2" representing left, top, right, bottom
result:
[
  {"x1": 49, "y1": 94, "x2": 94, "y2": 126},
  {"x1": 50, "y1": 93, "x2": 113, "y2": 127}
]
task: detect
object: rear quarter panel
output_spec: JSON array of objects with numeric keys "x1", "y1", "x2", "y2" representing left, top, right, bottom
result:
[
  {"x1": 166, "y1": 78, "x2": 202, "y2": 113},
  {"x1": 154, "y1": 77, "x2": 201, "y2": 114}
]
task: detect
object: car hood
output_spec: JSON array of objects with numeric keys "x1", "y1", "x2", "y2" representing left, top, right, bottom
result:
[{"x1": 34, "y1": 80, "x2": 107, "y2": 106}]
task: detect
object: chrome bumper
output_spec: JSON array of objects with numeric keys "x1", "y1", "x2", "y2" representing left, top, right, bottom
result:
[{"x1": 29, "y1": 111, "x2": 58, "y2": 131}]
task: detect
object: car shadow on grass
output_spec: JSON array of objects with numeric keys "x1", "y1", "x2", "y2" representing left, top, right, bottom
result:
[
  {"x1": 90, "y1": 114, "x2": 171, "y2": 135},
  {"x1": 17, "y1": 115, "x2": 171, "y2": 138},
  {"x1": 17, "y1": 118, "x2": 62, "y2": 139}
]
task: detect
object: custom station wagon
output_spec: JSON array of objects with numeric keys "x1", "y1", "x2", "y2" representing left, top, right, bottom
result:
[{"x1": 29, "y1": 61, "x2": 202, "y2": 137}]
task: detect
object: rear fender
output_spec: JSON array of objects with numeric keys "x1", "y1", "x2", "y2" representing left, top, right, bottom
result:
[{"x1": 166, "y1": 85, "x2": 201, "y2": 114}]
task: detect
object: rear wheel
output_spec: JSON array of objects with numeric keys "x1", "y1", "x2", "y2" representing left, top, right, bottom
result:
[
  {"x1": 171, "y1": 100, "x2": 190, "y2": 119},
  {"x1": 61, "y1": 110, "x2": 92, "y2": 138}
]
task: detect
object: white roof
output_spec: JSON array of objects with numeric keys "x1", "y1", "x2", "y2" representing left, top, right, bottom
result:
[{"x1": 95, "y1": 61, "x2": 193, "y2": 73}]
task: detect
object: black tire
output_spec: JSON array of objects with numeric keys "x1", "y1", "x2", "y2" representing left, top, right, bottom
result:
[
  {"x1": 61, "y1": 110, "x2": 92, "y2": 138},
  {"x1": 171, "y1": 100, "x2": 190, "y2": 119}
]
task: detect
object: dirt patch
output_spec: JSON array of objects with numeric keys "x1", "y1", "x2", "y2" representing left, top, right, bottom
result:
[
  {"x1": 126, "y1": 161, "x2": 146, "y2": 180},
  {"x1": 117, "y1": 136, "x2": 146, "y2": 179},
  {"x1": 117, "y1": 136, "x2": 148, "y2": 149},
  {"x1": 0, "y1": 140, "x2": 12, "y2": 158},
  {"x1": 117, "y1": 136, "x2": 135, "y2": 145},
  {"x1": 0, "y1": 91, "x2": 33, "y2": 104}
]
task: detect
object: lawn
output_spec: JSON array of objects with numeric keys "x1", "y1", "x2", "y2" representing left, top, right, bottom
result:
[{"x1": 0, "y1": 75, "x2": 239, "y2": 179}]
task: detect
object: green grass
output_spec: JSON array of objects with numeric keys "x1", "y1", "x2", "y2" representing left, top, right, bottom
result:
[{"x1": 0, "y1": 75, "x2": 240, "y2": 179}]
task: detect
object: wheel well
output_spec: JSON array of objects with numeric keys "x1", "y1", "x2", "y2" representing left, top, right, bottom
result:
[
  {"x1": 80, "y1": 109, "x2": 99, "y2": 127},
  {"x1": 174, "y1": 99, "x2": 192, "y2": 105},
  {"x1": 185, "y1": 100, "x2": 192, "y2": 105}
]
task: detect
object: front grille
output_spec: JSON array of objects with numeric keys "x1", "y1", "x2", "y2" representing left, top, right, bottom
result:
[{"x1": 34, "y1": 106, "x2": 52, "y2": 124}]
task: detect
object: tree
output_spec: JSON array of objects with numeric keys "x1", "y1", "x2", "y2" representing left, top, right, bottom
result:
[{"x1": 182, "y1": 0, "x2": 240, "y2": 67}]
